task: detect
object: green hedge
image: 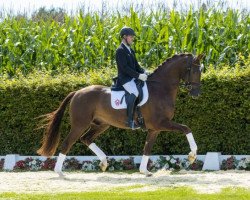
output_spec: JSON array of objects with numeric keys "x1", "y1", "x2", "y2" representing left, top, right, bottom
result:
[{"x1": 0, "y1": 66, "x2": 249, "y2": 156}]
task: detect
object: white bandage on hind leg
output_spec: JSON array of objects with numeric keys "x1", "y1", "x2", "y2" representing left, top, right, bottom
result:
[
  {"x1": 54, "y1": 153, "x2": 66, "y2": 172},
  {"x1": 139, "y1": 155, "x2": 149, "y2": 172},
  {"x1": 89, "y1": 143, "x2": 106, "y2": 161},
  {"x1": 186, "y1": 133, "x2": 197, "y2": 153}
]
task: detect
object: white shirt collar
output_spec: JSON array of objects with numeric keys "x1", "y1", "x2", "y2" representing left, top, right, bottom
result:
[{"x1": 122, "y1": 42, "x2": 131, "y2": 53}]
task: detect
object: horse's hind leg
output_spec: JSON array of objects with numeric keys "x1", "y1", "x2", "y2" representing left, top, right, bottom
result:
[
  {"x1": 140, "y1": 130, "x2": 159, "y2": 177},
  {"x1": 80, "y1": 122, "x2": 110, "y2": 171},
  {"x1": 80, "y1": 122, "x2": 110, "y2": 146},
  {"x1": 54, "y1": 123, "x2": 91, "y2": 177}
]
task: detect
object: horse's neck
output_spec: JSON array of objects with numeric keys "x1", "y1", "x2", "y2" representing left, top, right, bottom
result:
[
  {"x1": 148, "y1": 58, "x2": 186, "y2": 103},
  {"x1": 150, "y1": 59, "x2": 185, "y2": 87}
]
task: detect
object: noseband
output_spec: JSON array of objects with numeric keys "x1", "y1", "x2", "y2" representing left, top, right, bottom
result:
[{"x1": 184, "y1": 57, "x2": 201, "y2": 90}]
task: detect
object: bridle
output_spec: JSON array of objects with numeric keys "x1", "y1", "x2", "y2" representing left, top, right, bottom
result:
[{"x1": 184, "y1": 56, "x2": 201, "y2": 91}]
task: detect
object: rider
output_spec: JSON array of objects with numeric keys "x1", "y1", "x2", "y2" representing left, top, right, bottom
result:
[{"x1": 115, "y1": 27, "x2": 148, "y2": 130}]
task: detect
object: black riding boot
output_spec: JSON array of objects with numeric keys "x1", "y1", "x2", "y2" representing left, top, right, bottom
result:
[{"x1": 126, "y1": 94, "x2": 140, "y2": 130}]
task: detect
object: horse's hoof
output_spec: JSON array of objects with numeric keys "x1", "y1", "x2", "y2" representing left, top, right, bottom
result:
[
  {"x1": 99, "y1": 160, "x2": 108, "y2": 172},
  {"x1": 140, "y1": 170, "x2": 153, "y2": 177},
  {"x1": 55, "y1": 171, "x2": 65, "y2": 178},
  {"x1": 188, "y1": 151, "x2": 197, "y2": 164}
]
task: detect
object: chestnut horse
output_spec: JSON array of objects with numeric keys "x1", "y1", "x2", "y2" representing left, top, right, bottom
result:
[{"x1": 37, "y1": 53, "x2": 204, "y2": 177}]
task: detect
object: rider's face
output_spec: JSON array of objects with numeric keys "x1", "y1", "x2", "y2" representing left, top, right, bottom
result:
[{"x1": 125, "y1": 35, "x2": 135, "y2": 45}]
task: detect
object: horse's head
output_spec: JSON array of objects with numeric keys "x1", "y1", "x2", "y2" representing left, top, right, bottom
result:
[
  {"x1": 148, "y1": 53, "x2": 205, "y2": 98},
  {"x1": 183, "y1": 54, "x2": 205, "y2": 98}
]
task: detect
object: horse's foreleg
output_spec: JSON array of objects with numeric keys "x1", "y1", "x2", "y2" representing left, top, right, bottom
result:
[
  {"x1": 186, "y1": 132, "x2": 198, "y2": 163},
  {"x1": 81, "y1": 123, "x2": 110, "y2": 171},
  {"x1": 140, "y1": 130, "x2": 159, "y2": 176},
  {"x1": 158, "y1": 120, "x2": 197, "y2": 163}
]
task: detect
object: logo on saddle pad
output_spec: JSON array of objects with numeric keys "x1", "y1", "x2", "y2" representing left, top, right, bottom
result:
[
  {"x1": 111, "y1": 83, "x2": 149, "y2": 109},
  {"x1": 115, "y1": 99, "x2": 120, "y2": 106}
]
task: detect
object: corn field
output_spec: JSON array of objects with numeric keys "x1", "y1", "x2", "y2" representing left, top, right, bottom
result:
[{"x1": 0, "y1": 3, "x2": 249, "y2": 76}]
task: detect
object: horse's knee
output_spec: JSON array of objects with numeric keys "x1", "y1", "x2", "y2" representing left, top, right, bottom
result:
[
  {"x1": 80, "y1": 134, "x2": 92, "y2": 146},
  {"x1": 182, "y1": 125, "x2": 191, "y2": 134}
]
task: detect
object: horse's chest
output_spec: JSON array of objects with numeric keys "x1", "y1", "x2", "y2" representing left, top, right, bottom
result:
[{"x1": 154, "y1": 98, "x2": 175, "y2": 119}]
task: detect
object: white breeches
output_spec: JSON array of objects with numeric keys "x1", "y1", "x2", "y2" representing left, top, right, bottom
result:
[{"x1": 122, "y1": 78, "x2": 139, "y2": 97}]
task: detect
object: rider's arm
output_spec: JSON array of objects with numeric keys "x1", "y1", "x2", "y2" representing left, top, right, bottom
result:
[{"x1": 116, "y1": 48, "x2": 140, "y2": 79}]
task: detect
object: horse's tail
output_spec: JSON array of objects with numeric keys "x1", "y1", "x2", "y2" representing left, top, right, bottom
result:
[{"x1": 37, "y1": 91, "x2": 76, "y2": 157}]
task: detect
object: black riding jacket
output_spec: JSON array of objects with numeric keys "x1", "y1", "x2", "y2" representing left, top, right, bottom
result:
[{"x1": 115, "y1": 43, "x2": 145, "y2": 86}]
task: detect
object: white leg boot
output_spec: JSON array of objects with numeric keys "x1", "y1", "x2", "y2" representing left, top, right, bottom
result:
[
  {"x1": 139, "y1": 155, "x2": 152, "y2": 177},
  {"x1": 186, "y1": 133, "x2": 198, "y2": 163},
  {"x1": 89, "y1": 143, "x2": 108, "y2": 171},
  {"x1": 54, "y1": 153, "x2": 66, "y2": 177}
]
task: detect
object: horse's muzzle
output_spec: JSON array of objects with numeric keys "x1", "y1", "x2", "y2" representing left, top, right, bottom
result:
[{"x1": 189, "y1": 87, "x2": 201, "y2": 98}]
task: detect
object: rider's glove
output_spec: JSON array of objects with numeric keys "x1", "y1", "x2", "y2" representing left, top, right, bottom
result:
[
  {"x1": 144, "y1": 71, "x2": 150, "y2": 76},
  {"x1": 138, "y1": 73, "x2": 148, "y2": 81}
]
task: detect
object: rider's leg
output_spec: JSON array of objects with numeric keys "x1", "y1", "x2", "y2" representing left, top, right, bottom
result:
[
  {"x1": 126, "y1": 94, "x2": 138, "y2": 128},
  {"x1": 123, "y1": 79, "x2": 139, "y2": 130},
  {"x1": 123, "y1": 79, "x2": 139, "y2": 97}
]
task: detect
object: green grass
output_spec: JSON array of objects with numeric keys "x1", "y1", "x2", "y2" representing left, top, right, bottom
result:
[{"x1": 0, "y1": 187, "x2": 249, "y2": 200}]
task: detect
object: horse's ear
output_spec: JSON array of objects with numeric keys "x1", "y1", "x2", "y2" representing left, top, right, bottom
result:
[{"x1": 195, "y1": 53, "x2": 205, "y2": 62}]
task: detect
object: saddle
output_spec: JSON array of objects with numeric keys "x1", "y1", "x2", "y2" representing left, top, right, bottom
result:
[{"x1": 111, "y1": 77, "x2": 147, "y2": 131}]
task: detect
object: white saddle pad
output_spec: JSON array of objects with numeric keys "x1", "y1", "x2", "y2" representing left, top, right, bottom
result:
[{"x1": 111, "y1": 83, "x2": 149, "y2": 109}]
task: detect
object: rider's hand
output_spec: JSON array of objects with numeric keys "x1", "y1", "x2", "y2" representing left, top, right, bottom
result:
[
  {"x1": 138, "y1": 73, "x2": 148, "y2": 81},
  {"x1": 144, "y1": 71, "x2": 150, "y2": 76}
]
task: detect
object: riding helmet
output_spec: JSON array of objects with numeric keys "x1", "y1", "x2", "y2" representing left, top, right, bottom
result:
[{"x1": 120, "y1": 27, "x2": 136, "y2": 37}]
